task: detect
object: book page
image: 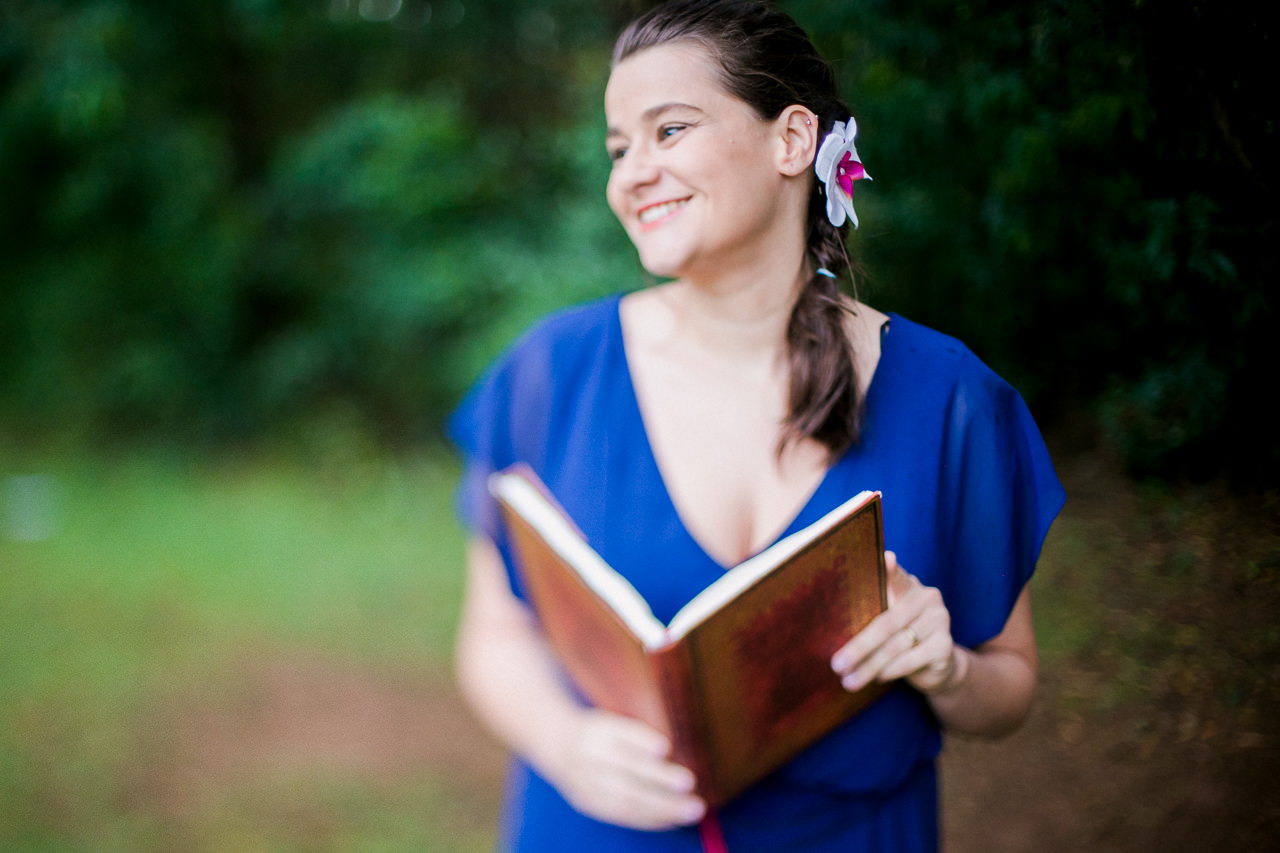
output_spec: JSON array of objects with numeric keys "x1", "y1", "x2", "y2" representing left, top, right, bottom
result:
[
  {"x1": 665, "y1": 490, "x2": 878, "y2": 641},
  {"x1": 491, "y1": 472, "x2": 668, "y2": 649}
]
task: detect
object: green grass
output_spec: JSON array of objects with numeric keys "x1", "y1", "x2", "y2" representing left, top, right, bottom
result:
[{"x1": 0, "y1": 446, "x2": 487, "y2": 852}]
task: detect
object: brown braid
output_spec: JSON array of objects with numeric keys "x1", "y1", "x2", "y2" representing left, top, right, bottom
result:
[{"x1": 782, "y1": 208, "x2": 860, "y2": 458}]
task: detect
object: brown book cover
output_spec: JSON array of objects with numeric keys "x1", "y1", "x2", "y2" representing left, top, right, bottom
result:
[{"x1": 489, "y1": 463, "x2": 888, "y2": 806}]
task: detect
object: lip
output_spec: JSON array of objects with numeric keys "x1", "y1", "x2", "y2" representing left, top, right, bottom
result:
[{"x1": 636, "y1": 197, "x2": 691, "y2": 231}]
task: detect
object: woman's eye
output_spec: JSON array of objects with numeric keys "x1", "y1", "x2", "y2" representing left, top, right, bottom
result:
[
  {"x1": 608, "y1": 146, "x2": 627, "y2": 163},
  {"x1": 659, "y1": 124, "x2": 686, "y2": 141}
]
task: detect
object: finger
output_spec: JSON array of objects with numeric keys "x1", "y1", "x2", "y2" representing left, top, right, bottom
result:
[
  {"x1": 838, "y1": 622, "x2": 923, "y2": 691},
  {"x1": 877, "y1": 632, "x2": 951, "y2": 684},
  {"x1": 574, "y1": 767, "x2": 705, "y2": 830},
  {"x1": 586, "y1": 715, "x2": 698, "y2": 794},
  {"x1": 612, "y1": 717, "x2": 675, "y2": 760},
  {"x1": 872, "y1": 604, "x2": 955, "y2": 687},
  {"x1": 831, "y1": 588, "x2": 932, "y2": 675},
  {"x1": 619, "y1": 750, "x2": 698, "y2": 794},
  {"x1": 830, "y1": 627, "x2": 886, "y2": 678},
  {"x1": 887, "y1": 560, "x2": 917, "y2": 605},
  {"x1": 601, "y1": 757, "x2": 705, "y2": 828},
  {"x1": 830, "y1": 617, "x2": 902, "y2": 676},
  {"x1": 565, "y1": 717, "x2": 707, "y2": 829},
  {"x1": 608, "y1": 782, "x2": 706, "y2": 829},
  {"x1": 839, "y1": 593, "x2": 953, "y2": 688}
]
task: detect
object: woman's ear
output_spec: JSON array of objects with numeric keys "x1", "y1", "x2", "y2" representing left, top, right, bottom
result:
[{"x1": 775, "y1": 105, "x2": 819, "y2": 177}]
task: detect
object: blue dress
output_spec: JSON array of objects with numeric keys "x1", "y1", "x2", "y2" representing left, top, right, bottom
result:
[{"x1": 449, "y1": 294, "x2": 1065, "y2": 852}]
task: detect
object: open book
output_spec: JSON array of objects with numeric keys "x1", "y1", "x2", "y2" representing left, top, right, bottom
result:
[{"x1": 489, "y1": 463, "x2": 888, "y2": 806}]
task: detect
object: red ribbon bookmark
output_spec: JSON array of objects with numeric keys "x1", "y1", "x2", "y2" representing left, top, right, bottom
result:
[{"x1": 699, "y1": 809, "x2": 729, "y2": 853}]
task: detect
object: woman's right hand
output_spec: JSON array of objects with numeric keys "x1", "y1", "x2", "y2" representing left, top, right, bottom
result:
[
  {"x1": 548, "y1": 708, "x2": 707, "y2": 831},
  {"x1": 457, "y1": 538, "x2": 705, "y2": 831}
]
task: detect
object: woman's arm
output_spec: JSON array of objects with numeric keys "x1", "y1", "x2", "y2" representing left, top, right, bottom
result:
[
  {"x1": 829, "y1": 552, "x2": 1038, "y2": 736},
  {"x1": 454, "y1": 537, "x2": 707, "y2": 829}
]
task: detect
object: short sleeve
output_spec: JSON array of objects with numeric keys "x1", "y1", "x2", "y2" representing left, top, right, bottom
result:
[
  {"x1": 452, "y1": 330, "x2": 554, "y2": 533},
  {"x1": 447, "y1": 360, "x2": 512, "y2": 546},
  {"x1": 447, "y1": 343, "x2": 553, "y2": 603},
  {"x1": 935, "y1": 350, "x2": 1066, "y2": 648},
  {"x1": 445, "y1": 297, "x2": 619, "y2": 599}
]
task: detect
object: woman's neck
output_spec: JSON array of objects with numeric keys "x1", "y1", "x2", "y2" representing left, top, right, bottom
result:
[{"x1": 658, "y1": 256, "x2": 809, "y2": 369}]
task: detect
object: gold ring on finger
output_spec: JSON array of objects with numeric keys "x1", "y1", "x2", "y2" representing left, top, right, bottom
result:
[{"x1": 904, "y1": 626, "x2": 920, "y2": 647}]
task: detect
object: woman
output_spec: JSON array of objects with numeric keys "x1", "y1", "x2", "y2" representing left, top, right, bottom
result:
[{"x1": 449, "y1": 1, "x2": 1065, "y2": 850}]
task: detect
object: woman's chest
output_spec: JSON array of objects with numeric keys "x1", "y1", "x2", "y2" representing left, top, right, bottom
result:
[{"x1": 629, "y1": 352, "x2": 832, "y2": 568}]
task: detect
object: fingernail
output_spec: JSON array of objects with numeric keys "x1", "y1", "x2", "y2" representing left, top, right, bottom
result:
[
  {"x1": 645, "y1": 736, "x2": 672, "y2": 758},
  {"x1": 830, "y1": 653, "x2": 846, "y2": 672},
  {"x1": 842, "y1": 673, "x2": 865, "y2": 692},
  {"x1": 682, "y1": 800, "x2": 706, "y2": 822}
]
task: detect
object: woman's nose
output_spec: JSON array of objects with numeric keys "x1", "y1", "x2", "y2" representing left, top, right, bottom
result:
[{"x1": 615, "y1": 146, "x2": 660, "y2": 190}]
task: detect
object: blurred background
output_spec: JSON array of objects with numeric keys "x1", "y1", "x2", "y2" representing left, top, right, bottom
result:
[{"x1": 1, "y1": 0, "x2": 1276, "y2": 850}]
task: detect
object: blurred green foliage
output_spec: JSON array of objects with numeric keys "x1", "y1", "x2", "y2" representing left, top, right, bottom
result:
[
  {"x1": 1, "y1": 0, "x2": 1273, "y2": 480},
  {"x1": 0, "y1": 0, "x2": 634, "y2": 447}
]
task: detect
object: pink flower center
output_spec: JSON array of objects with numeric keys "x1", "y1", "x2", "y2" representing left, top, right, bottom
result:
[{"x1": 836, "y1": 152, "x2": 866, "y2": 196}]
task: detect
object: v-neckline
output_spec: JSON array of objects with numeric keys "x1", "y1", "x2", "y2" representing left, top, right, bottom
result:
[{"x1": 610, "y1": 294, "x2": 892, "y2": 571}]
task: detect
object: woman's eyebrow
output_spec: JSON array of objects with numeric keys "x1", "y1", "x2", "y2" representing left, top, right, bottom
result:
[{"x1": 607, "y1": 102, "x2": 706, "y2": 138}]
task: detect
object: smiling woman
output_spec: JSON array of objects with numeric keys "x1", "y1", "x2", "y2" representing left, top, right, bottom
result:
[{"x1": 449, "y1": 2, "x2": 1064, "y2": 851}]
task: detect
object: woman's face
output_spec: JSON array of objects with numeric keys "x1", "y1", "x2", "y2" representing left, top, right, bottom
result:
[{"x1": 605, "y1": 42, "x2": 794, "y2": 281}]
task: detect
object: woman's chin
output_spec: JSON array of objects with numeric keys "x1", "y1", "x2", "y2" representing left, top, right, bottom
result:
[{"x1": 636, "y1": 255, "x2": 684, "y2": 280}]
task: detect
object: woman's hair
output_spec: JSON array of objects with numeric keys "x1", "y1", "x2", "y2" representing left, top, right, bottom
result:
[{"x1": 614, "y1": 0, "x2": 864, "y2": 460}]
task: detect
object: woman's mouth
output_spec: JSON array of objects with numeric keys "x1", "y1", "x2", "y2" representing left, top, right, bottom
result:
[{"x1": 638, "y1": 198, "x2": 689, "y2": 228}]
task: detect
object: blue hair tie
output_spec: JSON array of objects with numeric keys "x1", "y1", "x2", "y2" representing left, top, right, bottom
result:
[{"x1": 815, "y1": 268, "x2": 837, "y2": 279}]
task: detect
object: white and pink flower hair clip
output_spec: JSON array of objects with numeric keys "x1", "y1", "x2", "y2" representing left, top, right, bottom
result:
[{"x1": 814, "y1": 116, "x2": 871, "y2": 229}]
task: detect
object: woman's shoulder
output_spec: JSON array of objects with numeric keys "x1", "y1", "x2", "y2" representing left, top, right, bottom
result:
[
  {"x1": 508, "y1": 293, "x2": 623, "y2": 355},
  {"x1": 449, "y1": 293, "x2": 624, "y2": 462},
  {"x1": 479, "y1": 293, "x2": 624, "y2": 381},
  {"x1": 879, "y1": 313, "x2": 1025, "y2": 410},
  {"x1": 883, "y1": 313, "x2": 969, "y2": 362},
  {"x1": 889, "y1": 313, "x2": 1001, "y2": 372}
]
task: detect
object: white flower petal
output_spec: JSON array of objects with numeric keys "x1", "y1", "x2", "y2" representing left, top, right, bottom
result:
[
  {"x1": 813, "y1": 115, "x2": 868, "y2": 229},
  {"x1": 815, "y1": 134, "x2": 845, "y2": 180},
  {"x1": 825, "y1": 190, "x2": 846, "y2": 228}
]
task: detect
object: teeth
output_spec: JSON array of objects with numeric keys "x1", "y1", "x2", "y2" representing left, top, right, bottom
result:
[{"x1": 639, "y1": 199, "x2": 687, "y2": 224}]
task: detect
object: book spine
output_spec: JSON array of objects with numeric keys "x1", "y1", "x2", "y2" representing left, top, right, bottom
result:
[{"x1": 650, "y1": 641, "x2": 720, "y2": 805}]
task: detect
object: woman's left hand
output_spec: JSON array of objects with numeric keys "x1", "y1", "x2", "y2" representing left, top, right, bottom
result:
[{"x1": 830, "y1": 551, "x2": 968, "y2": 695}]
